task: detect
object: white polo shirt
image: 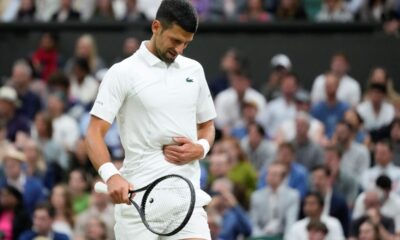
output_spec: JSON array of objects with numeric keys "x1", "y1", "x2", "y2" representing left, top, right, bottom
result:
[{"x1": 90, "y1": 41, "x2": 216, "y2": 195}]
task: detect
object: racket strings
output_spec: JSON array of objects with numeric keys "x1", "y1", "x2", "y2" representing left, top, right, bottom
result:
[{"x1": 142, "y1": 177, "x2": 193, "y2": 234}]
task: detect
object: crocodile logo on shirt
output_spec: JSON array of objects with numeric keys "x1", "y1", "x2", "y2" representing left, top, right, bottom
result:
[{"x1": 186, "y1": 77, "x2": 193, "y2": 82}]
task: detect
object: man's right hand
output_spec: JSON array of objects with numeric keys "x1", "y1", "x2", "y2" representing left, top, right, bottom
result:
[{"x1": 106, "y1": 174, "x2": 134, "y2": 205}]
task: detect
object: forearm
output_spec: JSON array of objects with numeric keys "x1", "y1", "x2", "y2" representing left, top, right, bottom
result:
[
  {"x1": 86, "y1": 128, "x2": 112, "y2": 170},
  {"x1": 197, "y1": 120, "x2": 215, "y2": 147}
]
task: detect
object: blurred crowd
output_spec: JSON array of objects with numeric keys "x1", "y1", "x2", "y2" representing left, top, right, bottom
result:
[
  {"x1": 0, "y1": 19, "x2": 400, "y2": 240},
  {"x1": 1, "y1": 0, "x2": 400, "y2": 24}
]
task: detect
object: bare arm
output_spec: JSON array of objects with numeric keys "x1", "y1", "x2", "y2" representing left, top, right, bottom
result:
[{"x1": 85, "y1": 115, "x2": 132, "y2": 204}]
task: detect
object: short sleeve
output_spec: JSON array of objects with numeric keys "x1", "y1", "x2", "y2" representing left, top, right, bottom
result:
[
  {"x1": 90, "y1": 66, "x2": 128, "y2": 124},
  {"x1": 196, "y1": 65, "x2": 217, "y2": 124}
]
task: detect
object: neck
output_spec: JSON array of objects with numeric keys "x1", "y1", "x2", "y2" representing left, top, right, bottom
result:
[
  {"x1": 326, "y1": 96, "x2": 336, "y2": 105},
  {"x1": 146, "y1": 39, "x2": 158, "y2": 58}
]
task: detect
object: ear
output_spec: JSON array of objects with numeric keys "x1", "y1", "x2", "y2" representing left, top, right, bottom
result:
[{"x1": 151, "y1": 20, "x2": 161, "y2": 34}]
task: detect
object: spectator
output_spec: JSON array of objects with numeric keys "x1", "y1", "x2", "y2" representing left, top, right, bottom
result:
[
  {"x1": 285, "y1": 192, "x2": 345, "y2": 240},
  {"x1": 261, "y1": 53, "x2": 292, "y2": 101},
  {"x1": 69, "y1": 57, "x2": 99, "y2": 107},
  {"x1": 333, "y1": 120, "x2": 371, "y2": 179},
  {"x1": 214, "y1": 69, "x2": 266, "y2": 132},
  {"x1": 311, "y1": 53, "x2": 361, "y2": 107},
  {"x1": 67, "y1": 169, "x2": 90, "y2": 215},
  {"x1": 230, "y1": 99, "x2": 259, "y2": 139},
  {"x1": 18, "y1": 203, "x2": 69, "y2": 240},
  {"x1": 71, "y1": 0, "x2": 96, "y2": 21},
  {"x1": 69, "y1": 138, "x2": 98, "y2": 178},
  {"x1": 357, "y1": 219, "x2": 384, "y2": 240},
  {"x1": 349, "y1": 190, "x2": 395, "y2": 239},
  {"x1": 1, "y1": 0, "x2": 21, "y2": 22},
  {"x1": 240, "y1": 122, "x2": 277, "y2": 170},
  {"x1": 258, "y1": 72, "x2": 298, "y2": 138},
  {"x1": 239, "y1": 0, "x2": 272, "y2": 22},
  {"x1": 207, "y1": 178, "x2": 252, "y2": 239},
  {"x1": 390, "y1": 118, "x2": 400, "y2": 166},
  {"x1": 90, "y1": 0, "x2": 116, "y2": 21},
  {"x1": 0, "y1": 146, "x2": 45, "y2": 216},
  {"x1": 7, "y1": 60, "x2": 42, "y2": 121},
  {"x1": 353, "y1": 175, "x2": 400, "y2": 235},
  {"x1": 357, "y1": 83, "x2": 395, "y2": 133},
  {"x1": 360, "y1": 0, "x2": 396, "y2": 22},
  {"x1": 258, "y1": 142, "x2": 309, "y2": 198},
  {"x1": 114, "y1": 37, "x2": 140, "y2": 63},
  {"x1": 50, "y1": 184, "x2": 74, "y2": 239},
  {"x1": 310, "y1": 165, "x2": 350, "y2": 236},
  {"x1": 31, "y1": 33, "x2": 60, "y2": 82},
  {"x1": 361, "y1": 141, "x2": 400, "y2": 194},
  {"x1": 0, "y1": 186, "x2": 31, "y2": 240},
  {"x1": 34, "y1": 0, "x2": 61, "y2": 22},
  {"x1": 208, "y1": 0, "x2": 245, "y2": 21},
  {"x1": 344, "y1": 109, "x2": 371, "y2": 146},
  {"x1": 64, "y1": 34, "x2": 106, "y2": 76},
  {"x1": 47, "y1": 71, "x2": 70, "y2": 101},
  {"x1": 315, "y1": 0, "x2": 354, "y2": 22},
  {"x1": 365, "y1": 67, "x2": 400, "y2": 104},
  {"x1": 15, "y1": 0, "x2": 36, "y2": 22},
  {"x1": 76, "y1": 217, "x2": 108, "y2": 240},
  {"x1": 46, "y1": 91, "x2": 80, "y2": 152},
  {"x1": 324, "y1": 145, "x2": 359, "y2": 207},
  {"x1": 0, "y1": 86, "x2": 31, "y2": 142},
  {"x1": 293, "y1": 111, "x2": 325, "y2": 171},
  {"x1": 206, "y1": 152, "x2": 231, "y2": 188},
  {"x1": 307, "y1": 219, "x2": 329, "y2": 240},
  {"x1": 123, "y1": 0, "x2": 147, "y2": 21},
  {"x1": 275, "y1": 0, "x2": 307, "y2": 20},
  {"x1": 51, "y1": 0, "x2": 80, "y2": 22},
  {"x1": 311, "y1": 72, "x2": 350, "y2": 139},
  {"x1": 250, "y1": 162, "x2": 300, "y2": 237}
]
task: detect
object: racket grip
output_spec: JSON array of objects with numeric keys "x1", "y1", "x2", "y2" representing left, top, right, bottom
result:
[{"x1": 94, "y1": 182, "x2": 108, "y2": 193}]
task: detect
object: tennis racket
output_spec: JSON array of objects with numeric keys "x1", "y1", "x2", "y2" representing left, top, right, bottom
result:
[{"x1": 94, "y1": 174, "x2": 195, "y2": 236}]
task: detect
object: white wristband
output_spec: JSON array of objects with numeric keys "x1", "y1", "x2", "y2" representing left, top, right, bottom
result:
[
  {"x1": 196, "y1": 139, "x2": 210, "y2": 159},
  {"x1": 98, "y1": 162, "x2": 120, "y2": 183}
]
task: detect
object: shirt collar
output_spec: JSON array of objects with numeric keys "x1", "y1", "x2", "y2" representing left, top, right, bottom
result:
[{"x1": 138, "y1": 41, "x2": 181, "y2": 68}]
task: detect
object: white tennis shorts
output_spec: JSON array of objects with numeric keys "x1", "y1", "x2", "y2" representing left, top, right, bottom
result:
[{"x1": 114, "y1": 203, "x2": 211, "y2": 240}]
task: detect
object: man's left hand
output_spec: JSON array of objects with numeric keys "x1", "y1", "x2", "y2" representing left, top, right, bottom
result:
[{"x1": 163, "y1": 137, "x2": 204, "y2": 165}]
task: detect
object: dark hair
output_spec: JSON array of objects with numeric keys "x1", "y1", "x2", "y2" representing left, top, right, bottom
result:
[
  {"x1": 332, "y1": 52, "x2": 349, "y2": 63},
  {"x1": 307, "y1": 219, "x2": 329, "y2": 234},
  {"x1": 282, "y1": 71, "x2": 299, "y2": 85},
  {"x1": 311, "y1": 165, "x2": 331, "y2": 177},
  {"x1": 74, "y1": 57, "x2": 91, "y2": 73},
  {"x1": 156, "y1": 0, "x2": 198, "y2": 33},
  {"x1": 278, "y1": 142, "x2": 296, "y2": 154},
  {"x1": 35, "y1": 202, "x2": 56, "y2": 218},
  {"x1": 306, "y1": 191, "x2": 324, "y2": 208},
  {"x1": 1, "y1": 186, "x2": 24, "y2": 210},
  {"x1": 337, "y1": 120, "x2": 354, "y2": 132},
  {"x1": 324, "y1": 144, "x2": 344, "y2": 158},
  {"x1": 376, "y1": 175, "x2": 392, "y2": 191},
  {"x1": 248, "y1": 122, "x2": 265, "y2": 137},
  {"x1": 48, "y1": 71, "x2": 70, "y2": 91},
  {"x1": 368, "y1": 83, "x2": 387, "y2": 95},
  {"x1": 375, "y1": 139, "x2": 393, "y2": 152}
]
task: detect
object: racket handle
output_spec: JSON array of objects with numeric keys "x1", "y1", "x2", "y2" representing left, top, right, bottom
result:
[{"x1": 94, "y1": 181, "x2": 108, "y2": 193}]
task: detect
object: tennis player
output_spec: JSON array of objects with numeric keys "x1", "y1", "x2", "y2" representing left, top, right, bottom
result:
[{"x1": 85, "y1": 0, "x2": 216, "y2": 239}]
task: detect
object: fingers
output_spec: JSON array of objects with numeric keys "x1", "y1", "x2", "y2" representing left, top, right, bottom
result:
[{"x1": 107, "y1": 175, "x2": 133, "y2": 205}]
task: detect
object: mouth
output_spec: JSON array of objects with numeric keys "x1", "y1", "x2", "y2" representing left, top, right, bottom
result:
[{"x1": 168, "y1": 50, "x2": 178, "y2": 58}]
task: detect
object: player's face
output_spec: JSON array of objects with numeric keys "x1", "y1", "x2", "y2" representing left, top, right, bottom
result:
[{"x1": 153, "y1": 21, "x2": 194, "y2": 63}]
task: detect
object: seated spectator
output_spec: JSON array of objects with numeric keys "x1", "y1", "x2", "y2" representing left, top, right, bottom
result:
[
  {"x1": 361, "y1": 141, "x2": 400, "y2": 194},
  {"x1": 64, "y1": 34, "x2": 106, "y2": 76},
  {"x1": 230, "y1": 99, "x2": 259, "y2": 139},
  {"x1": 250, "y1": 162, "x2": 300, "y2": 237},
  {"x1": 240, "y1": 122, "x2": 277, "y2": 170},
  {"x1": 51, "y1": 0, "x2": 81, "y2": 22},
  {"x1": 31, "y1": 32, "x2": 60, "y2": 82},
  {"x1": 324, "y1": 145, "x2": 359, "y2": 207},
  {"x1": 76, "y1": 217, "x2": 108, "y2": 240},
  {"x1": 19, "y1": 203, "x2": 69, "y2": 240},
  {"x1": 310, "y1": 165, "x2": 350, "y2": 236},
  {"x1": 293, "y1": 112, "x2": 324, "y2": 171},
  {"x1": 311, "y1": 53, "x2": 360, "y2": 107},
  {"x1": 390, "y1": 117, "x2": 400, "y2": 166},
  {"x1": 311, "y1": 72, "x2": 350, "y2": 139},
  {"x1": 307, "y1": 219, "x2": 329, "y2": 240},
  {"x1": 90, "y1": 0, "x2": 116, "y2": 21},
  {"x1": 353, "y1": 175, "x2": 400, "y2": 235},
  {"x1": 208, "y1": 0, "x2": 244, "y2": 21},
  {"x1": 357, "y1": 83, "x2": 395, "y2": 133},
  {"x1": 357, "y1": 219, "x2": 385, "y2": 240},
  {"x1": 261, "y1": 53, "x2": 292, "y2": 101},
  {"x1": 206, "y1": 152, "x2": 232, "y2": 188},
  {"x1": 333, "y1": 121, "x2": 371, "y2": 179},
  {"x1": 0, "y1": 86, "x2": 30, "y2": 142},
  {"x1": 344, "y1": 109, "x2": 371, "y2": 146},
  {"x1": 207, "y1": 178, "x2": 252, "y2": 239},
  {"x1": 0, "y1": 186, "x2": 31, "y2": 240},
  {"x1": 15, "y1": 0, "x2": 36, "y2": 22},
  {"x1": 0, "y1": 146, "x2": 45, "y2": 216},
  {"x1": 68, "y1": 169, "x2": 90, "y2": 215},
  {"x1": 50, "y1": 184, "x2": 74, "y2": 239},
  {"x1": 360, "y1": 0, "x2": 396, "y2": 22},
  {"x1": 285, "y1": 192, "x2": 345, "y2": 240},
  {"x1": 123, "y1": 0, "x2": 147, "y2": 21},
  {"x1": 315, "y1": 0, "x2": 353, "y2": 22},
  {"x1": 75, "y1": 180, "x2": 115, "y2": 240},
  {"x1": 365, "y1": 67, "x2": 400, "y2": 104},
  {"x1": 113, "y1": 37, "x2": 140, "y2": 63},
  {"x1": 258, "y1": 72, "x2": 298, "y2": 138},
  {"x1": 214, "y1": 69, "x2": 266, "y2": 132},
  {"x1": 47, "y1": 72, "x2": 70, "y2": 102},
  {"x1": 258, "y1": 142, "x2": 309, "y2": 198},
  {"x1": 275, "y1": 0, "x2": 307, "y2": 20},
  {"x1": 239, "y1": 0, "x2": 272, "y2": 22},
  {"x1": 349, "y1": 190, "x2": 395, "y2": 239}
]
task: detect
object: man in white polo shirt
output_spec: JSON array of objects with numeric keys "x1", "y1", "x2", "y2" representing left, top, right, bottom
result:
[{"x1": 85, "y1": 1, "x2": 216, "y2": 239}]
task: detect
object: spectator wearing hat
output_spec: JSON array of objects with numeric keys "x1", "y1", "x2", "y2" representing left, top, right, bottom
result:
[
  {"x1": 353, "y1": 175, "x2": 400, "y2": 236},
  {"x1": 311, "y1": 53, "x2": 360, "y2": 107},
  {"x1": 0, "y1": 146, "x2": 45, "y2": 216},
  {"x1": 0, "y1": 185, "x2": 31, "y2": 240},
  {"x1": 357, "y1": 83, "x2": 395, "y2": 133},
  {"x1": 0, "y1": 86, "x2": 30, "y2": 142},
  {"x1": 261, "y1": 53, "x2": 292, "y2": 101},
  {"x1": 258, "y1": 72, "x2": 298, "y2": 138}
]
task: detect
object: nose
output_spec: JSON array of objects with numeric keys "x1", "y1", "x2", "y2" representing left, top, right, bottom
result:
[{"x1": 175, "y1": 43, "x2": 186, "y2": 55}]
